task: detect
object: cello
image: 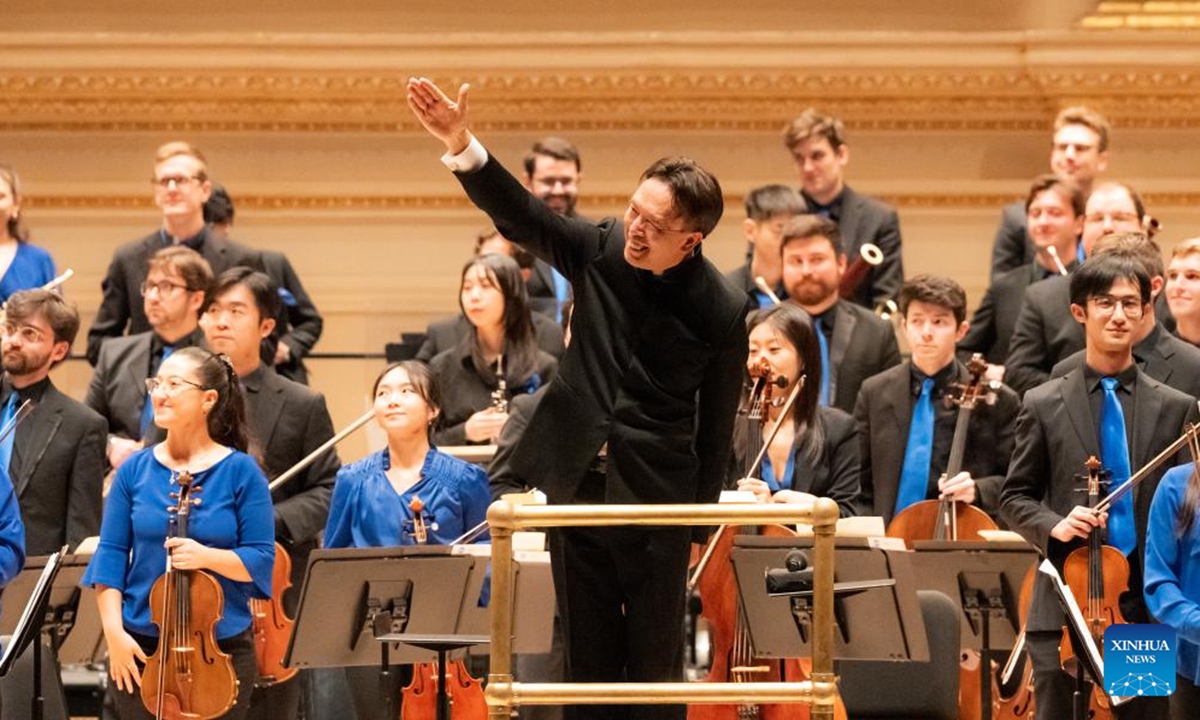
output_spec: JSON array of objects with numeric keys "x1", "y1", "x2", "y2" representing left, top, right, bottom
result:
[
  {"x1": 401, "y1": 496, "x2": 487, "y2": 720},
  {"x1": 689, "y1": 359, "x2": 846, "y2": 720},
  {"x1": 141, "y1": 470, "x2": 240, "y2": 720},
  {"x1": 1059, "y1": 456, "x2": 1126, "y2": 718}
]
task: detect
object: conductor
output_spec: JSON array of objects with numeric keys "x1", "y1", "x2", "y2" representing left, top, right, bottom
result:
[{"x1": 408, "y1": 78, "x2": 749, "y2": 720}]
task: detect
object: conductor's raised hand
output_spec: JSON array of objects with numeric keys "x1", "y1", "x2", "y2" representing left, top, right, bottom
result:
[{"x1": 407, "y1": 77, "x2": 473, "y2": 154}]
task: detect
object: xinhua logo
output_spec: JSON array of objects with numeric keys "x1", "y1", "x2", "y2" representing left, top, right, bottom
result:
[{"x1": 1104, "y1": 624, "x2": 1176, "y2": 698}]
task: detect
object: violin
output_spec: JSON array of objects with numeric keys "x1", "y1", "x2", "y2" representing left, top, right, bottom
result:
[
  {"x1": 400, "y1": 496, "x2": 487, "y2": 720},
  {"x1": 1059, "y1": 456, "x2": 1127, "y2": 717},
  {"x1": 141, "y1": 470, "x2": 239, "y2": 720},
  {"x1": 886, "y1": 354, "x2": 1000, "y2": 547},
  {"x1": 991, "y1": 566, "x2": 1037, "y2": 720},
  {"x1": 250, "y1": 542, "x2": 298, "y2": 686},
  {"x1": 689, "y1": 361, "x2": 846, "y2": 720}
]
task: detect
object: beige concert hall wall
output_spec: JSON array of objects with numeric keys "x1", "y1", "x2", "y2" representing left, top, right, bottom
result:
[{"x1": 6, "y1": 27, "x2": 1200, "y2": 460}]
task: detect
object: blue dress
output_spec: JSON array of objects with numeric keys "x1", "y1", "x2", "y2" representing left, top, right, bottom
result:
[
  {"x1": 81, "y1": 447, "x2": 275, "y2": 639},
  {"x1": 0, "y1": 242, "x2": 56, "y2": 302},
  {"x1": 1145, "y1": 464, "x2": 1200, "y2": 686},
  {"x1": 324, "y1": 447, "x2": 491, "y2": 549}
]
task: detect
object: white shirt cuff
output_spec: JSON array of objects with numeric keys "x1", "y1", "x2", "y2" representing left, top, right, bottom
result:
[{"x1": 440, "y1": 136, "x2": 488, "y2": 173}]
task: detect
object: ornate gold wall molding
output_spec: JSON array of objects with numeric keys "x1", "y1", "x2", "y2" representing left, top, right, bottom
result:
[{"x1": 5, "y1": 30, "x2": 1200, "y2": 133}]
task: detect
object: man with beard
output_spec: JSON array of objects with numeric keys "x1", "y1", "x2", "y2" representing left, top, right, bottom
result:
[
  {"x1": 780, "y1": 214, "x2": 900, "y2": 414},
  {"x1": 522, "y1": 137, "x2": 581, "y2": 322}
]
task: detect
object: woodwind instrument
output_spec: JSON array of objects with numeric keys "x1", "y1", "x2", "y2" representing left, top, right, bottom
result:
[
  {"x1": 837, "y1": 243, "x2": 883, "y2": 303},
  {"x1": 753, "y1": 276, "x2": 781, "y2": 305},
  {"x1": 490, "y1": 354, "x2": 509, "y2": 413},
  {"x1": 1045, "y1": 246, "x2": 1069, "y2": 276}
]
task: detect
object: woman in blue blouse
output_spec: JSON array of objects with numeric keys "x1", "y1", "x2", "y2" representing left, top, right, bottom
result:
[
  {"x1": 83, "y1": 348, "x2": 274, "y2": 720},
  {"x1": 325, "y1": 360, "x2": 491, "y2": 719},
  {"x1": 1145, "y1": 464, "x2": 1200, "y2": 719},
  {"x1": 0, "y1": 165, "x2": 57, "y2": 302}
]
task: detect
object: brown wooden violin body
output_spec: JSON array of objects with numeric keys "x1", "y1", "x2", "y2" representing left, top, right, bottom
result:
[
  {"x1": 251, "y1": 542, "x2": 298, "y2": 686},
  {"x1": 990, "y1": 566, "x2": 1037, "y2": 720},
  {"x1": 142, "y1": 471, "x2": 239, "y2": 720}
]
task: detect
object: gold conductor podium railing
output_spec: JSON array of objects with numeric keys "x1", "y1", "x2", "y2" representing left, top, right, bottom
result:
[{"x1": 485, "y1": 498, "x2": 843, "y2": 720}]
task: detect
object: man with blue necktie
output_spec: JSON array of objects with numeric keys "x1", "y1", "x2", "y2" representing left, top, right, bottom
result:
[
  {"x1": 1001, "y1": 253, "x2": 1198, "y2": 720},
  {"x1": 780, "y1": 214, "x2": 899, "y2": 414},
  {"x1": 522, "y1": 137, "x2": 581, "y2": 323},
  {"x1": 854, "y1": 275, "x2": 1020, "y2": 523}
]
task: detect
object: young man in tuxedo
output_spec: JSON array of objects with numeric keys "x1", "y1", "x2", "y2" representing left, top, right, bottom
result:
[
  {"x1": 724, "y1": 184, "x2": 805, "y2": 311},
  {"x1": 855, "y1": 275, "x2": 1019, "y2": 523},
  {"x1": 522, "y1": 136, "x2": 582, "y2": 321},
  {"x1": 1001, "y1": 253, "x2": 1198, "y2": 720}
]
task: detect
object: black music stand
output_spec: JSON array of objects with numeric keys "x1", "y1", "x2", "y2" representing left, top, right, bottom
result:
[
  {"x1": 0, "y1": 550, "x2": 88, "y2": 720},
  {"x1": 908, "y1": 540, "x2": 1038, "y2": 720},
  {"x1": 286, "y1": 546, "x2": 485, "y2": 720},
  {"x1": 730, "y1": 536, "x2": 929, "y2": 661}
]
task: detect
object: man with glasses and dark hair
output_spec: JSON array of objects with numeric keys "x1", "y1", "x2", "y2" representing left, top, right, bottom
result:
[
  {"x1": 1001, "y1": 253, "x2": 1197, "y2": 720},
  {"x1": 86, "y1": 246, "x2": 213, "y2": 470},
  {"x1": 86, "y1": 141, "x2": 260, "y2": 365}
]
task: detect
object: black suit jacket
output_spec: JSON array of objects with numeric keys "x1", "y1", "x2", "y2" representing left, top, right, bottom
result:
[
  {"x1": 989, "y1": 201, "x2": 1035, "y2": 279},
  {"x1": 728, "y1": 405, "x2": 861, "y2": 518},
  {"x1": 999, "y1": 367, "x2": 1198, "y2": 631},
  {"x1": 828, "y1": 300, "x2": 902, "y2": 414},
  {"x1": 456, "y1": 155, "x2": 748, "y2": 506},
  {"x1": 1003, "y1": 275, "x2": 1079, "y2": 395},
  {"x1": 259, "y1": 249, "x2": 323, "y2": 385},
  {"x1": 807, "y1": 186, "x2": 904, "y2": 311},
  {"x1": 415, "y1": 313, "x2": 565, "y2": 364},
  {"x1": 242, "y1": 366, "x2": 338, "y2": 611},
  {"x1": 488, "y1": 388, "x2": 543, "y2": 500},
  {"x1": 853, "y1": 361, "x2": 1020, "y2": 524},
  {"x1": 87, "y1": 226, "x2": 262, "y2": 365},
  {"x1": 526, "y1": 257, "x2": 568, "y2": 319},
  {"x1": 1050, "y1": 322, "x2": 1200, "y2": 401},
  {"x1": 960, "y1": 263, "x2": 1043, "y2": 364},
  {"x1": 5, "y1": 378, "x2": 107, "y2": 556}
]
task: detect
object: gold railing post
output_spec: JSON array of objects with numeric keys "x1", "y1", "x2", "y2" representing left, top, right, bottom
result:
[
  {"x1": 485, "y1": 499, "x2": 516, "y2": 720},
  {"x1": 809, "y1": 497, "x2": 839, "y2": 720}
]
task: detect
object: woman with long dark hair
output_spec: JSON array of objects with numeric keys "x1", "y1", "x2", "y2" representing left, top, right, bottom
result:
[
  {"x1": 730, "y1": 304, "x2": 859, "y2": 517},
  {"x1": 82, "y1": 348, "x2": 274, "y2": 720},
  {"x1": 324, "y1": 360, "x2": 491, "y2": 720},
  {"x1": 429, "y1": 253, "x2": 556, "y2": 445},
  {"x1": 1145, "y1": 463, "x2": 1200, "y2": 718},
  {"x1": 0, "y1": 164, "x2": 57, "y2": 301}
]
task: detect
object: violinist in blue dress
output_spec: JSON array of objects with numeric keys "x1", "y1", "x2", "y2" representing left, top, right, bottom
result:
[
  {"x1": 0, "y1": 165, "x2": 56, "y2": 302},
  {"x1": 324, "y1": 360, "x2": 491, "y2": 719},
  {"x1": 730, "y1": 303, "x2": 860, "y2": 517},
  {"x1": 82, "y1": 348, "x2": 274, "y2": 720}
]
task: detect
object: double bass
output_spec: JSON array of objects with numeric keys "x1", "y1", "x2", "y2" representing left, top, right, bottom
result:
[
  {"x1": 141, "y1": 470, "x2": 239, "y2": 720},
  {"x1": 401, "y1": 496, "x2": 487, "y2": 720},
  {"x1": 689, "y1": 360, "x2": 846, "y2": 720}
]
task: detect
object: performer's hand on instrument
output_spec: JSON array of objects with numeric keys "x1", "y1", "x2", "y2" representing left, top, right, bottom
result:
[
  {"x1": 772, "y1": 489, "x2": 817, "y2": 507},
  {"x1": 107, "y1": 437, "x2": 143, "y2": 470},
  {"x1": 984, "y1": 363, "x2": 1005, "y2": 384},
  {"x1": 938, "y1": 471, "x2": 976, "y2": 504},
  {"x1": 464, "y1": 408, "x2": 509, "y2": 443},
  {"x1": 105, "y1": 628, "x2": 147, "y2": 692},
  {"x1": 407, "y1": 77, "x2": 473, "y2": 155},
  {"x1": 165, "y1": 537, "x2": 212, "y2": 571},
  {"x1": 1050, "y1": 505, "x2": 1106, "y2": 542},
  {"x1": 736, "y1": 477, "x2": 772, "y2": 504}
]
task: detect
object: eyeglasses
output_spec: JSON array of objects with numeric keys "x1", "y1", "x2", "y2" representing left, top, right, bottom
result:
[
  {"x1": 0, "y1": 323, "x2": 46, "y2": 344},
  {"x1": 1089, "y1": 295, "x2": 1145, "y2": 319},
  {"x1": 140, "y1": 280, "x2": 190, "y2": 297},
  {"x1": 152, "y1": 175, "x2": 204, "y2": 190},
  {"x1": 145, "y1": 376, "x2": 206, "y2": 397}
]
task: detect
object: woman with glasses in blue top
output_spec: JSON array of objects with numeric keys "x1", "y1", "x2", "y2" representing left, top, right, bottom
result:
[{"x1": 82, "y1": 348, "x2": 274, "y2": 720}]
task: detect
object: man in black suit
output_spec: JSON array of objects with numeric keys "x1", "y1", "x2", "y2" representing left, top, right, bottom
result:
[
  {"x1": 205, "y1": 184, "x2": 324, "y2": 385},
  {"x1": 86, "y1": 141, "x2": 261, "y2": 365},
  {"x1": 723, "y1": 184, "x2": 804, "y2": 311},
  {"x1": 1004, "y1": 181, "x2": 1150, "y2": 394},
  {"x1": 990, "y1": 107, "x2": 1110, "y2": 278},
  {"x1": 521, "y1": 137, "x2": 581, "y2": 322},
  {"x1": 1001, "y1": 254, "x2": 1197, "y2": 720},
  {"x1": 85, "y1": 246, "x2": 212, "y2": 470},
  {"x1": 1050, "y1": 234, "x2": 1200, "y2": 400},
  {"x1": 1, "y1": 290, "x2": 106, "y2": 556},
  {"x1": 780, "y1": 214, "x2": 901, "y2": 415},
  {"x1": 856, "y1": 276, "x2": 1019, "y2": 524},
  {"x1": 783, "y1": 108, "x2": 903, "y2": 312},
  {"x1": 410, "y1": 77, "x2": 747, "y2": 720},
  {"x1": 201, "y1": 266, "x2": 338, "y2": 720}
]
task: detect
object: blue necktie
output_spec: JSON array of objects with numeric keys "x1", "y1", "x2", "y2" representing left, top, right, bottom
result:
[
  {"x1": 140, "y1": 345, "x2": 175, "y2": 437},
  {"x1": 895, "y1": 378, "x2": 935, "y2": 516},
  {"x1": 0, "y1": 393, "x2": 18, "y2": 482},
  {"x1": 551, "y1": 269, "x2": 570, "y2": 323},
  {"x1": 814, "y1": 317, "x2": 831, "y2": 406},
  {"x1": 1100, "y1": 378, "x2": 1136, "y2": 555}
]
